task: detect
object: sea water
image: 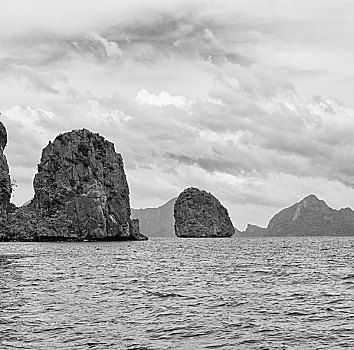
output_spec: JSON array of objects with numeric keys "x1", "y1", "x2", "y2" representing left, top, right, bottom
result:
[{"x1": 1, "y1": 237, "x2": 354, "y2": 349}]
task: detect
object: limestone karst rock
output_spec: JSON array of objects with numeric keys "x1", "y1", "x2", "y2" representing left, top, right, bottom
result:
[
  {"x1": 240, "y1": 194, "x2": 354, "y2": 237},
  {"x1": 31, "y1": 129, "x2": 147, "y2": 240},
  {"x1": 0, "y1": 120, "x2": 11, "y2": 218},
  {"x1": 174, "y1": 187, "x2": 234, "y2": 238},
  {"x1": 1, "y1": 127, "x2": 147, "y2": 241}
]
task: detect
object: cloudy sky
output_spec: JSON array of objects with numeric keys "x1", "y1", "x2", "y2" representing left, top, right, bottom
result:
[{"x1": 1, "y1": 0, "x2": 354, "y2": 230}]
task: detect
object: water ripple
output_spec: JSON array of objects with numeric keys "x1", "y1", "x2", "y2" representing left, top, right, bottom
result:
[{"x1": 1, "y1": 237, "x2": 354, "y2": 349}]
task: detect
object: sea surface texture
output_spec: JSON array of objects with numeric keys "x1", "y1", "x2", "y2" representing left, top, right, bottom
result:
[{"x1": 1, "y1": 237, "x2": 354, "y2": 349}]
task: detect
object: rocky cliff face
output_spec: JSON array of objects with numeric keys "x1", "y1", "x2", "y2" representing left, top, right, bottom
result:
[
  {"x1": 0, "y1": 121, "x2": 11, "y2": 218},
  {"x1": 132, "y1": 198, "x2": 176, "y2": 237},
  {"x1": 174, "y1": 187, "x2": 234, "y2": 238},
  {"x1": 31, "y1": 129, "x2": 146, "y2": 240},
  {"x1": 241, "y1": 194, "x2": 354, "y2": 237},
  {"x1": 1, "y1": 127, "x2": 147, "y2": 241}
]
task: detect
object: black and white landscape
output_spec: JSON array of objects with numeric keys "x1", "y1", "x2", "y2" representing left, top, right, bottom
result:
[
  {"x1": 1, "y1": 1, "x2": 354, "y2": 349},
  {"x1": 2, "y1": 1, "x2": 354, "y2": 230}
]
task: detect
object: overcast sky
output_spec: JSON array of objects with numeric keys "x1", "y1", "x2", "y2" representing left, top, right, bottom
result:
[{"x1": 2, "y1": 0, "x2": 354, "y2": 230}]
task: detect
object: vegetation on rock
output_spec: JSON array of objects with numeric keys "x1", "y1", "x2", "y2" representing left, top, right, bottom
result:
[
  {"x1": 0, "y1": 124, "x2": 147, "y2": 241},
  {"x1": 174, "y1": 187, "x2": 234, "y2": 238}
]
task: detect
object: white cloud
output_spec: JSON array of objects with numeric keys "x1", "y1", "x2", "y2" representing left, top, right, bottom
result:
[{"x1": 135, "y1": 89, "x2": 188, "y2": 109}]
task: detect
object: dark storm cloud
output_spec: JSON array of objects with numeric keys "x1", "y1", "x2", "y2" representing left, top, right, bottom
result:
[
  {"x1": 1, "y1": 33, "x2": 121, "y2": 69},
  {"x1": 0, "y1": 6, "x2": 253, "y2": 70},
  {"x1": 0, "y1": 6, "x2": 250, "y2": 71},
  {"x1": 167, "y1": 153, "x2": 236, "y2": 174},
  {"x1": 103, "y1": 12, "x2": 251, "y2": 65},
  {"x1": 0, "y1": 59, "x2": 61, "y2": 94}
]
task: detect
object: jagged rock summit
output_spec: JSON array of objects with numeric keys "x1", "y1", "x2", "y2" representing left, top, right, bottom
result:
[
  {"x1": 174, "y1": 187, "x2": 234, "y2": 238},
  {"x1": 1, "y1": 126, "x2": 147, "y2": 241},
  {"x1": 241, "y1": 194, "x2": 354, "y2": 237}
]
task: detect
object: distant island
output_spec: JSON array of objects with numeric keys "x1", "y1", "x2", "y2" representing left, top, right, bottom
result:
[
  {"x1": 237, "y1": 194, "x2": 354, "y2": 237},
  {"x1": 134, "y1": 193, "x2": 354, "y2": 238}
]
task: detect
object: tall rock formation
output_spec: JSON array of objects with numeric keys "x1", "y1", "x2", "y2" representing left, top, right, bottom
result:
[
  {"x1": 1, "y1": 127, "x2": 147, "y2": 241},
  {"x1": 132, "y1": 198, "x2": 176, "y2": 237},
  {"x1": 174, "y1": 187, "x2": 234, "y2": 238},
  {"x1": 0, "y1": 120, "x2": 11, "y2": 218},
  {"x1": 30, "y1": 129, "x2": 146, "y2": 240},
  {"x1": 240, "y1": 194, "x2": 354, "y2": 237}
]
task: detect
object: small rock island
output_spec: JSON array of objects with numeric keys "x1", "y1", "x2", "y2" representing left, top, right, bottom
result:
[
  {"x1": 174, "y1": 187, "x2": 235, "y2": 238},
  {"x1": 0, "y1": 122, "x2": 147, "y2": 241}
]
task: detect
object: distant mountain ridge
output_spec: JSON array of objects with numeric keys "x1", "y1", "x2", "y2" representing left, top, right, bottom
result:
[
  {"x1": 131, "y1": 198, "x2": 176, "y2": 237},
  {"x1": 133, "y1": 194, "x2": 354, "y2": 238},
  {"x1": 238, "y1": 194, "x2": 354, "y2": 237}
]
